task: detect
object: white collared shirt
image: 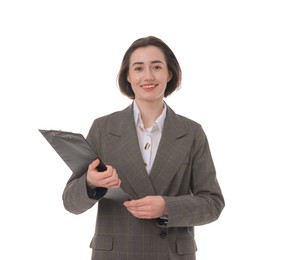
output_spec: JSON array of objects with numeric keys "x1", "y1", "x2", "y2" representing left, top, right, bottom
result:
[{"x1": 133, "y1": 101, "x2": 167, "y2": 174}]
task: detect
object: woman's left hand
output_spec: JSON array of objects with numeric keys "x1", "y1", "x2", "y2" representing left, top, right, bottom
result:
[{"x1": 124, "y1": 196, "x2": 167, "y2": 219}]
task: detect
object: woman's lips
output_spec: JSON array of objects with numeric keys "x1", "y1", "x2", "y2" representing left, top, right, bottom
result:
[{"x1": 141, "y1": 84, "x2": 157, "y2": 89}]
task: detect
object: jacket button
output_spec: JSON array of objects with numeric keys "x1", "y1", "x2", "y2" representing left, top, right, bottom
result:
[{"x1": 160, "y1": 231, "x2": 167, "y2": 239}]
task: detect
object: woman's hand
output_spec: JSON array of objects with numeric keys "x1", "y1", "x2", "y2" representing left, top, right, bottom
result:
[
  {"x1": 124, "y1": 196, "x2": 167, "y2": 219},
  {"x1": 86, "y1": 159, "x2": 121, "y2": 189}
]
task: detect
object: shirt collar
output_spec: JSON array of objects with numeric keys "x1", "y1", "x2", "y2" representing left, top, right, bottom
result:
[{"x1": 133, "y1": 101, "x2": 167, "y2": 133}]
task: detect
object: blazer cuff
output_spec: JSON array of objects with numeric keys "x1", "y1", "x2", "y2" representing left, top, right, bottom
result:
[{"x1": 86, "y1": 182, "x2": 108, "y2": 200}]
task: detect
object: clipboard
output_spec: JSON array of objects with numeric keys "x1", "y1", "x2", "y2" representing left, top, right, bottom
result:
[
  {"x1": 38, "y1": 129, "x2": 107, "y2": 177},
  {"x1": 39, "y1": 129, "x2": 130, "y2": 201}
]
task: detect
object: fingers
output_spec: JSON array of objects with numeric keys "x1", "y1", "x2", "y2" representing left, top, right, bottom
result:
[
  {"x1": 124, "y1": 197, "x2": 151, "y2": 218},
  {"x1": 90, "y1": 158, "x2": 100, "y2": 168},
  {"x1": 99, "y1": 167, "x2": 120, "y2": 187},
  {"x1": 124, "y1": 196, "x2": 166, "y2": 219},
  {"x1": 87, "y1": 160, "x2": 121, "y2": 188}
]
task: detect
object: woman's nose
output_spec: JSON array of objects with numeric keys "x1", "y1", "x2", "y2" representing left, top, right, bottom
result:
[{"x1": 144, "y1": 68, "x2": 155, "y2": 80}]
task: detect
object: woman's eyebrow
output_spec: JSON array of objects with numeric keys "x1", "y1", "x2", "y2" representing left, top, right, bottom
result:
[{"x1": 131, "y1": 60, "x2": 164, "y2": 66}]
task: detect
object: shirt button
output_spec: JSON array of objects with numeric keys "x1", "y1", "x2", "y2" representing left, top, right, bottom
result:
[{"x1": 159, "y1": 231, "x2": 167, "y2": 239}]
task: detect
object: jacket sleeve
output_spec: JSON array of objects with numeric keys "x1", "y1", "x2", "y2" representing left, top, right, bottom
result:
[
  {"x1": 164, "y1": 126, "x2": 225, "y2": 227},
  {"x1": 62, "y1": 173, "x2": 99, "y2": 214}
]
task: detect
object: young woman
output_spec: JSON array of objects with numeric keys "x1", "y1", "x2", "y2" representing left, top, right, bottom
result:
[{"x1": 63, "y1": 36, "x2": 225, "y2": 260}]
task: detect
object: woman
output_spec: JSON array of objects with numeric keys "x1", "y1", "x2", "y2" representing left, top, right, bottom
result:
[{"x1": 63, "y1": 36, "x2": 225, "y2": 260}]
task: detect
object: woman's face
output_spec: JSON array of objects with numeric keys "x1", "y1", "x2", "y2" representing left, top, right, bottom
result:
[{"x1": 127, "y1": 46, "x2": 172, "y2": 104}]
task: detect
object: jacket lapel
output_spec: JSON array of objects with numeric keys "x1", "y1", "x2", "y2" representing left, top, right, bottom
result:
[
  {"x1": 109, "y1": 105, "x2": 156, "y2": 200},
  {"x1": 149, "y1": 106, "x2": 190, "y2": 196}
]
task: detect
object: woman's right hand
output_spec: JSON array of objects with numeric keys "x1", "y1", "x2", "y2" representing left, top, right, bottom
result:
[{"x1": 86, "y1": 159, "x2": 121, "y2": 189}]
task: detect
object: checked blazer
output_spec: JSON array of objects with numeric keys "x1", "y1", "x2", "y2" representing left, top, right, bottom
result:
[{"x1": 62, "y1": 103, "x2": 225, "y2": 260}]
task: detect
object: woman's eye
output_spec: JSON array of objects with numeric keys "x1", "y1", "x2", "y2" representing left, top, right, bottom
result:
[
  {"x1": 134, "y1": 66, "x2": 143, "y2": 71},
  {"x1": 153, "y1": 65, "x2": 162, "y2": 70}
]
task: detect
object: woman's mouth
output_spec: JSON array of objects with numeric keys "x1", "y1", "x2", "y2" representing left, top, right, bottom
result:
[{"x1": 141, "y1": 84, "x2": 157, "y2": 90}]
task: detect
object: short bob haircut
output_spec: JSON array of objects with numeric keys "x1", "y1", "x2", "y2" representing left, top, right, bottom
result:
[{"x1": 117, "y1": 36, "x2": 182, "y2": 99}]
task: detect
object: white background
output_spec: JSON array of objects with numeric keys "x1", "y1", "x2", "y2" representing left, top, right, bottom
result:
[{"x1": 1, "y1": 0, "x2": 283, "y2": 259}]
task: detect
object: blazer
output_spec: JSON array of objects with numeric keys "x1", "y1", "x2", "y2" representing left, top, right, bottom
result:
[{"x1": 62, "y1": 103, "x2": 225, "y2": 260}]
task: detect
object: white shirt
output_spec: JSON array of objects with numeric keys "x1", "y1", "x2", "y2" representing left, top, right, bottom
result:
[{"x1": 133, "y1": 101, "x2": 167, "y2": 174}]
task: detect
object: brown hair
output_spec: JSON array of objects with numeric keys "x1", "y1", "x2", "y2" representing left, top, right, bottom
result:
[{"x1": 117, "y1": 36, "x2": 182, "y2": 99}]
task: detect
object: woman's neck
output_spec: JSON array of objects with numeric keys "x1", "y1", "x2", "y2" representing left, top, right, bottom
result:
[{"x1": 135, "y1": 99, "x2": 164, "y2": 128}]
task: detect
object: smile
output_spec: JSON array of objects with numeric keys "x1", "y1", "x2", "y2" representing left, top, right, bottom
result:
[{"x1": 141, "y1": 84, "x2": 157, "y2": 89}]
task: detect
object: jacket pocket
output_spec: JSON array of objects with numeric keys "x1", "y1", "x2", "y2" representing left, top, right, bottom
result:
[
  {"x1": 176, "y1": 238, "x2": 197, "y2": 255},
  {"x1": 90, "y1": 234, "x2": 113, "y2": 251}
]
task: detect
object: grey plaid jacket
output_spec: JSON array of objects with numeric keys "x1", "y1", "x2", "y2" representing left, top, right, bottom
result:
[{"x1": 63, "y1": 104, "x2": 225, "y2": 260}]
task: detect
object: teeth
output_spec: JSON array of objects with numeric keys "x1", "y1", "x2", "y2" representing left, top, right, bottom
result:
[{"x1": 142, "y1": 85, "x2": 155, "y2": 89}]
